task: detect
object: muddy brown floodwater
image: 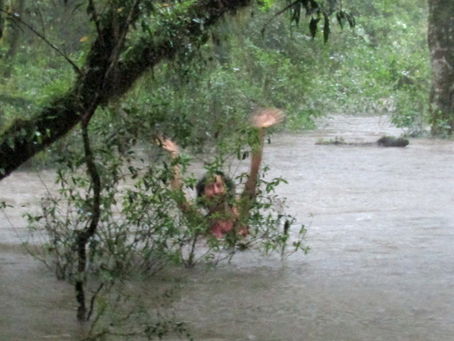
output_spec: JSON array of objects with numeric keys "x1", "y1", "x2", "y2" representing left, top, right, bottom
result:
[{"x1": 1, "y1": 115, "x2": 454, "y2": 340}]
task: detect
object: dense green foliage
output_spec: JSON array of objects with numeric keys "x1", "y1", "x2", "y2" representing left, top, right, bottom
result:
[
  {"x1": 323, "y1": 0, "x2": 430, "y2": 134},
  {"x1": 1, "y1": 0, "x2": 429, "y2": 138}
]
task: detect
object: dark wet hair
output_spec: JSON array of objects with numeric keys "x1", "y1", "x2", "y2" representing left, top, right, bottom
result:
[{"x1": 196, "y1": 171, "x2": 236, "y2": 198}]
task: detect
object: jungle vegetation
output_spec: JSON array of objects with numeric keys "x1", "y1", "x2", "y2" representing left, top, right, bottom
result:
[{"x1": 1, "y1": 0, "x2": 447, "y2": 179}]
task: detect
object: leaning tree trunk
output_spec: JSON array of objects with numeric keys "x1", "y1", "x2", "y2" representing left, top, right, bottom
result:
[
  {"x1": 427, "y1": 0, "x2": 454, "y2": 135},
  {"x1": 0, "y1": 0, "x2": 253, "y2": 181}
]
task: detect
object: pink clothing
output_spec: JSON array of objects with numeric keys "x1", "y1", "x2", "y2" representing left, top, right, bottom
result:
[
  {"x1": 208, "y1": 206, "x2": 248, "y2": 238},
  {"x1": 210, "y1": 219, "x2": 235, "y2": 238}
]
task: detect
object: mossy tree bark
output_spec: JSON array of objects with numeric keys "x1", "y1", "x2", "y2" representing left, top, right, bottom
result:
[
  {"x1": 428, "y1": 0, "x2": 454, "y2": 135},
  {"x1": 0, "y1": 0, "x2": 252, "y2": 180}
]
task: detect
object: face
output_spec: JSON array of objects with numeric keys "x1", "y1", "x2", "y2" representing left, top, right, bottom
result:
[{"x1": 203, "y1": 175, "x2": 226, "y2": 199}]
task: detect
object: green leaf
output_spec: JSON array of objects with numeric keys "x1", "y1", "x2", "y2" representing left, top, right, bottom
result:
[
  {"x1": 258, "y1": 0, "x2": 275, "y2": 11},
  {"x1": 323, "y1": 13, "x2": 330, "y2": 43},
  {"x1": 336, "y1": 11, "x2": 345, "y2": 29},
  {"x1": 309, "y1": 17, "x2": 320, "y2": 38},
  {"x1": 291, "y1": 2, "x2": 301, "y2": 25},
  {"x1": 345, "y1": 12, "x2": 356, "y2": 28}
]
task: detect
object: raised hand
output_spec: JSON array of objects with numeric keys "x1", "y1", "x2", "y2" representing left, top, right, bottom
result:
[
  {"x1": 250, "y1": 108, "x2": 284, "y2": 129},
  {"x1": 156, "y1": 136, "x2": 179, "y2": 156}
]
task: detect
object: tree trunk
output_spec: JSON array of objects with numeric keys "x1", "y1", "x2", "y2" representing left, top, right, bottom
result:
[
  {"x1": 0, "y1": 0, "x2": 4, "y2": 39},
  {"x1": 5, "y1": 0, "x2": 25, "y2": 60},
  {"x1": 75, "y1": 116, "x2": 102, "y2": 322},
  {"x1": 0, "y1": 0, "x2": 253, "y2": 181},
  {"x1": 427, "y1": 0, "x2": 454, "y2": 135}
]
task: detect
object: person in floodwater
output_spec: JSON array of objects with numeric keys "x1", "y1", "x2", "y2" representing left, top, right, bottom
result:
[{"x1": 158, "y1": 108, "x2": 284, "y2": 239}]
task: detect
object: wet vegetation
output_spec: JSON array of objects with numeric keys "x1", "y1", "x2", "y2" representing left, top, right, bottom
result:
[{"x1": 0, "y1": 0, "x2": 449, "y2": 339}]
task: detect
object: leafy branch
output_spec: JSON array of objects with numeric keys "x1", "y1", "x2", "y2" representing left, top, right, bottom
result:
[{"x1": 0, "y1": 9, "x2": 82, "y2": 75}]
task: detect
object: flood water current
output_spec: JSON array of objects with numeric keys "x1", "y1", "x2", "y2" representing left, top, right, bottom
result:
[{"x1": 1, "y1": 115, "x2": 453, "y2": 340}]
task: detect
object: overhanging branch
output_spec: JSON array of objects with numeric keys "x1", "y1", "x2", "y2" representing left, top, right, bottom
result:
[{"x1": 0, "y1": 0, "x2": 253, "y2": 180}]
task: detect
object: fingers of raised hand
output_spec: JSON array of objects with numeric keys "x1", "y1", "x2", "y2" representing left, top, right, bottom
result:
[
  {"x1": 251, "y1": 108, "x2": 284, "y2": 128},
  {"x1": 156, "y1": 136, "x2": 179, "y2": 154}
]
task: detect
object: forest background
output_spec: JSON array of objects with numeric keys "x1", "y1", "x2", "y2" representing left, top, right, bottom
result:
[{"x1": 0, "y1": 0, "x2": 430, "y2": 153}]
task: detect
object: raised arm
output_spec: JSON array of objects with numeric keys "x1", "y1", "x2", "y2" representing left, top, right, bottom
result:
[
  {"x1": 241, "y1": 108, "x2": 284, "y2": 205},
  {"x1": 157, "y1": 136, "x2": 193, "y2": 214},
  {"x1": 158, "y1": 137, "x2": 183, "y2": 190}
]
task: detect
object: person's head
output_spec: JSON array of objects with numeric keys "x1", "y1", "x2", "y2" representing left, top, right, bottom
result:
[{"x1": 196, "y1": 171, "x2": 235, "y2": 206}]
